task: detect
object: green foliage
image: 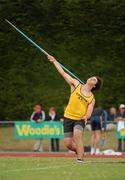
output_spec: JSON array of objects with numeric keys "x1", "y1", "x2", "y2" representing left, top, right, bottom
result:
[{"x1": 0, "y1": 0, "x2": 125, "y2": 119}]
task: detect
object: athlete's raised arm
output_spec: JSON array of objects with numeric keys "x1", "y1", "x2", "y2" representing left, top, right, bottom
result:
[{"x1": 47, "y1": 55, "x2": 79, "y2": 87}]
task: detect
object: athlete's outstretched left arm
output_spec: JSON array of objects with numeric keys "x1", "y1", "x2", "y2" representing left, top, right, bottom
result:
[{"x1": 82, "y1": 99, "x2": 95, "y2": 120}]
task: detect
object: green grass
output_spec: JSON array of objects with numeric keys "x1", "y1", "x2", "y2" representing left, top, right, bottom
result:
[
  {"x1": 0, "y1": 127, "x2": 118, "y2": 151},
  {"x1": 0, "y1": 157, "x2": 125, "y2": 180}
]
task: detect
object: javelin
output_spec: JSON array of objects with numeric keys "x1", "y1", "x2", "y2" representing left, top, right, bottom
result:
[{"x1": 5, "y1": 19, "x2": 84, "y2": 84}]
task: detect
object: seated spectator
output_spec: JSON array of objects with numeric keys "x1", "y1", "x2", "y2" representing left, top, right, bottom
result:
[
  {"x1": 47, "y1": 107, "x2": 60, "y2": 152},
  {"x1": 90, "y1": 107, "x2": 107, "y2": 155},
  {"x1": 115, "y1": 104, "x2": 125, "y2": 152},
  {"x1": 30, "y1": 103, "x2": 45, "y2": 152},
  {"x1": 107, "y1": 107, "x2": 117, "y2": 131}
]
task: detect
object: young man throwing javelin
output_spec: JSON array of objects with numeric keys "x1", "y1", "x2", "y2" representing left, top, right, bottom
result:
[{"x1": 47, "y1": 55, "x2": 102, "y2": 162}]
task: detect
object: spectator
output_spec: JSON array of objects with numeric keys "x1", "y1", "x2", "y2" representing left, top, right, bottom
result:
[
  {"x1": 30, "y1": 104, "x2": 45, "y2": 152},
  {"x1": 47, "y1": 107, "x2": 60, "y2": 152},
  {"x1": 90, "y1": 107, "x2": 107, "y2": 155},
  {"x1": 115, "y1": 104, "x2": 125, "y2": 152},
  {"x1": 107, "y1": 107, "x2": 117, "y2": 131}
]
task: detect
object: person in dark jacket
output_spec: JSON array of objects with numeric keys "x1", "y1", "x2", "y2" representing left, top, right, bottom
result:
[{"x1": 107, "y1": 107, "x2": 117, "y2": 131}]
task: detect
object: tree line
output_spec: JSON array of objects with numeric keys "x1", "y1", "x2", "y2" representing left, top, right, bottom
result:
[{"x1": 0, "y1": 0, "x2": 125, "y2": 120}]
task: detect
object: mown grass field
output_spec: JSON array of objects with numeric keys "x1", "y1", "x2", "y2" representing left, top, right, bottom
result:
[
  {"x1": 0, "y1": 127, "x2": 125, "y2": 180},
  {"x1": 0, "y1": 126, "x2": 118, "y2": 152},
  {"x1": 0, "y1": 157, "x2": 125, "y2": 180}
]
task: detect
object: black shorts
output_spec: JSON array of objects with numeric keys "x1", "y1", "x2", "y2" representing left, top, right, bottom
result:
[
  {"x1": 91, "y1": 120, "x2": 101, "y2": 131},
  {"x1": 63, "y1": 117, "x2": 85, "y2": 138}
]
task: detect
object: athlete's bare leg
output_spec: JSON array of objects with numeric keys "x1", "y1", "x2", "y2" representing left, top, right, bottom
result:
[
  {"x1": 73, "y1": 129, "x2": 83, "y2": 160},
  {"x1": 64, "y1": 137, "x2": 77, "y2": 152}
]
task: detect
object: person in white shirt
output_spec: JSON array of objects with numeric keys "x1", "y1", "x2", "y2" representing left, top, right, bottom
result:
[
  {"x1": 47, "y1": 107, "x2": 60, "y2": 152},
  {"x1": 115, "y1": 104, "x2": 125, "y2": 152},
  {"x1": 30, "y1": 104, "x2": 45, "y2": 152}
]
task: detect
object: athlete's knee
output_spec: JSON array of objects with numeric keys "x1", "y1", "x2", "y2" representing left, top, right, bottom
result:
[{"x1": 73, "y1": 129, "x2": 83, "y2": 143}]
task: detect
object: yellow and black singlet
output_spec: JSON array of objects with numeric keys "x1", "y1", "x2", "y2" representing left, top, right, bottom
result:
[{"x1": 64, "y1": 83, "x2": 94, "y2": 120}]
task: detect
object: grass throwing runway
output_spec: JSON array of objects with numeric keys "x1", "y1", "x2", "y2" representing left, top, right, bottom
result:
[{"x1": 0, "y1": 152, "x2": 125, "y2": 180}]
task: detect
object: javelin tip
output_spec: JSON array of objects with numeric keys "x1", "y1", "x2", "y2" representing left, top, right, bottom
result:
[
  {"x1": 5, "y1": 19, "x2": 9, "y2": 22},
  {"x1": 5, "y1": 19, "x2": 11, "y2": 25}
]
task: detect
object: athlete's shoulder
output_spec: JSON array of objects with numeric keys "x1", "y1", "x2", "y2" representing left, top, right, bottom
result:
[
  {"x1": 73, "y1": 79, "x2": 80, "y2": 87},
  {"x1": 70, "y1": 81, "x2": 81, "y2": 93}
]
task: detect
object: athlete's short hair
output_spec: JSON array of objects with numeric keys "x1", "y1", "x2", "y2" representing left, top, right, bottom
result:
[{"x1": 91, "y1": 76, "x2": 103, "y2": 92}]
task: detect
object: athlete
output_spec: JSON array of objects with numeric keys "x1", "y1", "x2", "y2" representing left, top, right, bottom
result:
[{"x1": 47, "y1": 55, "x2": 103, "y2": 162}]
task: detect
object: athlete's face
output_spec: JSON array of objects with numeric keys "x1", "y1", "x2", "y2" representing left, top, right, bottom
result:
[{"x1": 86, "y1": 76, "x2": 98, "y2": 87}]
